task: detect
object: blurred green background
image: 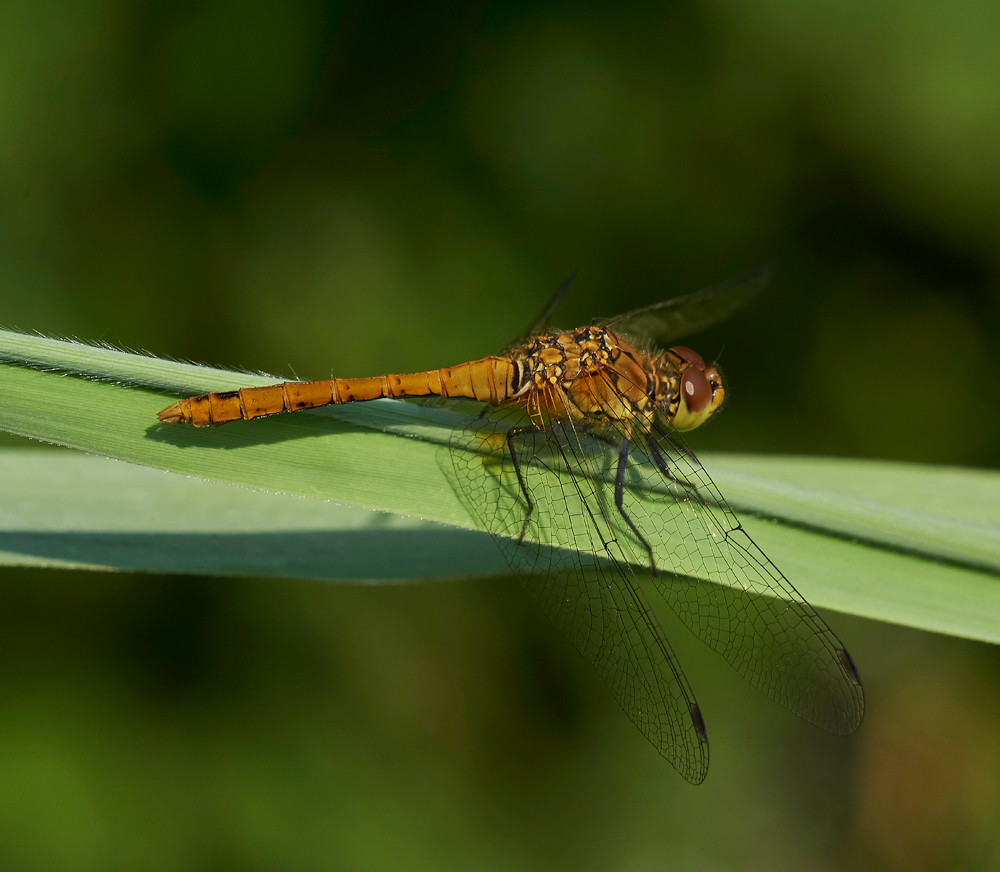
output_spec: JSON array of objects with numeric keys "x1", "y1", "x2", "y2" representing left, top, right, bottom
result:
[{"x1": 2, "y1": 0, "x2": 1000, "y2": 869}]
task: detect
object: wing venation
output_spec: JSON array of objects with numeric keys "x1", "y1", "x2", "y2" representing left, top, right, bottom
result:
[
  {"x1": 603, "y1": 265, "x2": 772, "y2": 346},
  {"x1": 450, "y1": 406, "x2": 711, "y2": 784}
]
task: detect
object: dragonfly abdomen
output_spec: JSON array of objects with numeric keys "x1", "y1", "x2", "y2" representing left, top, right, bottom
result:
[{"x1": 156, "y1": 356, "x2": 516, "y2": 427}]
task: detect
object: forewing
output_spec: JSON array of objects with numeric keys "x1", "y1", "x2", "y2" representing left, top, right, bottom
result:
[
  {"x1": 450, "y1": 406, "x2": 710, "y2": 784},
  {"x1": 602, "y1": 265, "x2": 772, "y2": 346},
  {"x1": 516, "y1": 269, "x2": 579, "y2": 344},
  {"x1": 597, "y1": 408, "x2": 864, "y2": 735}
]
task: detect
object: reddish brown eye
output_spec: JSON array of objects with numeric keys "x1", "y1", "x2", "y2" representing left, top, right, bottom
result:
[
  {"x1": 681, "y1": 368, "x2": 711, "y2": 413},
  {"x1": 670, "y1": 346, "x2": 705, "y2": 368}
]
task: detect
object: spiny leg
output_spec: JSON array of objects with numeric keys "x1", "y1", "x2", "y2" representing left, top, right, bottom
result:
[
  {"x1": 614, "y1": 436, "x2": 658, "y2": 575},
  {"x1": 646, "y1": 433, "x2": 697, "y2": 493},
  {"x1": 507, "y1": 427, "x2": 536, "y2": 545},
  {"x1": 652, "y1": 420, "x2": 698, "y2": 463}
]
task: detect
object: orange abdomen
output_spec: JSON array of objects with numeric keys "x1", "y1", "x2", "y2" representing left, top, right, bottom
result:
[{"x1": 157, "y1": 356, "x2": 516, "y2": 427}]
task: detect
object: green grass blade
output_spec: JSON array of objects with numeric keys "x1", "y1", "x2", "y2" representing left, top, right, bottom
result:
[
  {"x1": 2, "y1": 448, "x2": 998, "y2": 644},
  {"x1": 0, "y1": 328, "x2": 998, "y2": 644},
  {"x1": 0, "y1": 449, "x2": 504, "y2": 581},
  {"x1": 707, "y1": 454, "x2": 1000, "y2": 575},
  {"x1": 0, "y1": 330, "x2": 475, "y2": 528}
]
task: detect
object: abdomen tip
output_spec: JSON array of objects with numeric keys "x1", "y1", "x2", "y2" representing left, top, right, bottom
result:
[{"x1": 156, "y1": 403, "x2": 185, "y2": 424}]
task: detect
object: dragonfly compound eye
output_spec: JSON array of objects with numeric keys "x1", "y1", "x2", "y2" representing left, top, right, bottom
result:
[
  {"x1": 670, "y1": 345, "x2": 705, "y2": 369},
  {"x1": 670, "y1": 366, "x2": 721, "y2": 431},
  {"x1": 681, "y1": 368, "x2": 711, "y2": 414}
]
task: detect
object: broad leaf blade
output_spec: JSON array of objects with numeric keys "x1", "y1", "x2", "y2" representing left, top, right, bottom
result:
[
  {"x1": 2, "y1": 449, "x2": 998, "y2": 644},
  {"x1": 0, "y1": 449, "x2": 504, "y2": 580},
  {"x1": 708, "y1": 454, "x2": 1000, "y2": 575},
  {"x1": 0, "y1": 329, "x2": 998, "y2": 645}
]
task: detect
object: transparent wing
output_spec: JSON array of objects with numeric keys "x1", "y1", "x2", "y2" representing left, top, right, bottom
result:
[
  {"x1": 641, "y1": 423, "x2": 864, "y2": 733},
  {"x1": 450, "y1": 404, "x2": 711, "y2": 784},
  {"x1": 569, "y1": 367, "x2": 865, "y2": 734},
  {"x1": 601, "y1": 265, "x2": 772, "y2": 347},
  {"x1": 515, "y1": 269, "x2": 579, "y2": 345}
]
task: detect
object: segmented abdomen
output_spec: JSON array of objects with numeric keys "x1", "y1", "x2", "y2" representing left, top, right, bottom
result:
[{"x1": 157, "y1": 356, "x2": 516, "y2": 427}]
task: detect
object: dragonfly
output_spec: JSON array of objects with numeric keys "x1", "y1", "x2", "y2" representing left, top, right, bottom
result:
[{"x1": 157, "y1": 266, "x2": 864, "y2": 783}]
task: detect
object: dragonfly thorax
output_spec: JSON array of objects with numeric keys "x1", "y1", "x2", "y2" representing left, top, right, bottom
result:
[
  {"x1": 515, "y1": 326, "x2": 617, "y2": 388},
  {"x1": 509, "y1": 327, "x2": 656, "y2": 431},
  {"x1": 508, "y1": 328, "x2": 725, "y2": 434}
]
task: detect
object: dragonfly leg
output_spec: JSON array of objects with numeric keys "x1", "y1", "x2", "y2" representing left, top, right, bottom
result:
[
  {"x1": 646, "y1": 433, "x2": 698, "y2": 493},
  {"x1": 506, "y1": 427, "x2": 535, "y2": 545},
  {"x1": 615, "y1": 436, "x2": 658, "y2": 575}
]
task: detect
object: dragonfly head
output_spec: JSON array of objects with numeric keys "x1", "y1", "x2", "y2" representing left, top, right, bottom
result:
[{"x1": 666, "y1": 346, "x2": 725, "y2": 431}]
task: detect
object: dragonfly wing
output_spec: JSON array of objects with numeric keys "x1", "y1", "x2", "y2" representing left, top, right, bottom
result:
[
  {"x1": 450, "y1": 407, "x2": 710, "y2": 783},
  {"x1": 606, "y1": 416, "x2": 865, "y2": 735},
  {"x1": 515, "y1": 269, "x2": 579, "y2": 344},
  {"x1": 602, "y1": 265, "x2": 772, "y2": 347}
]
